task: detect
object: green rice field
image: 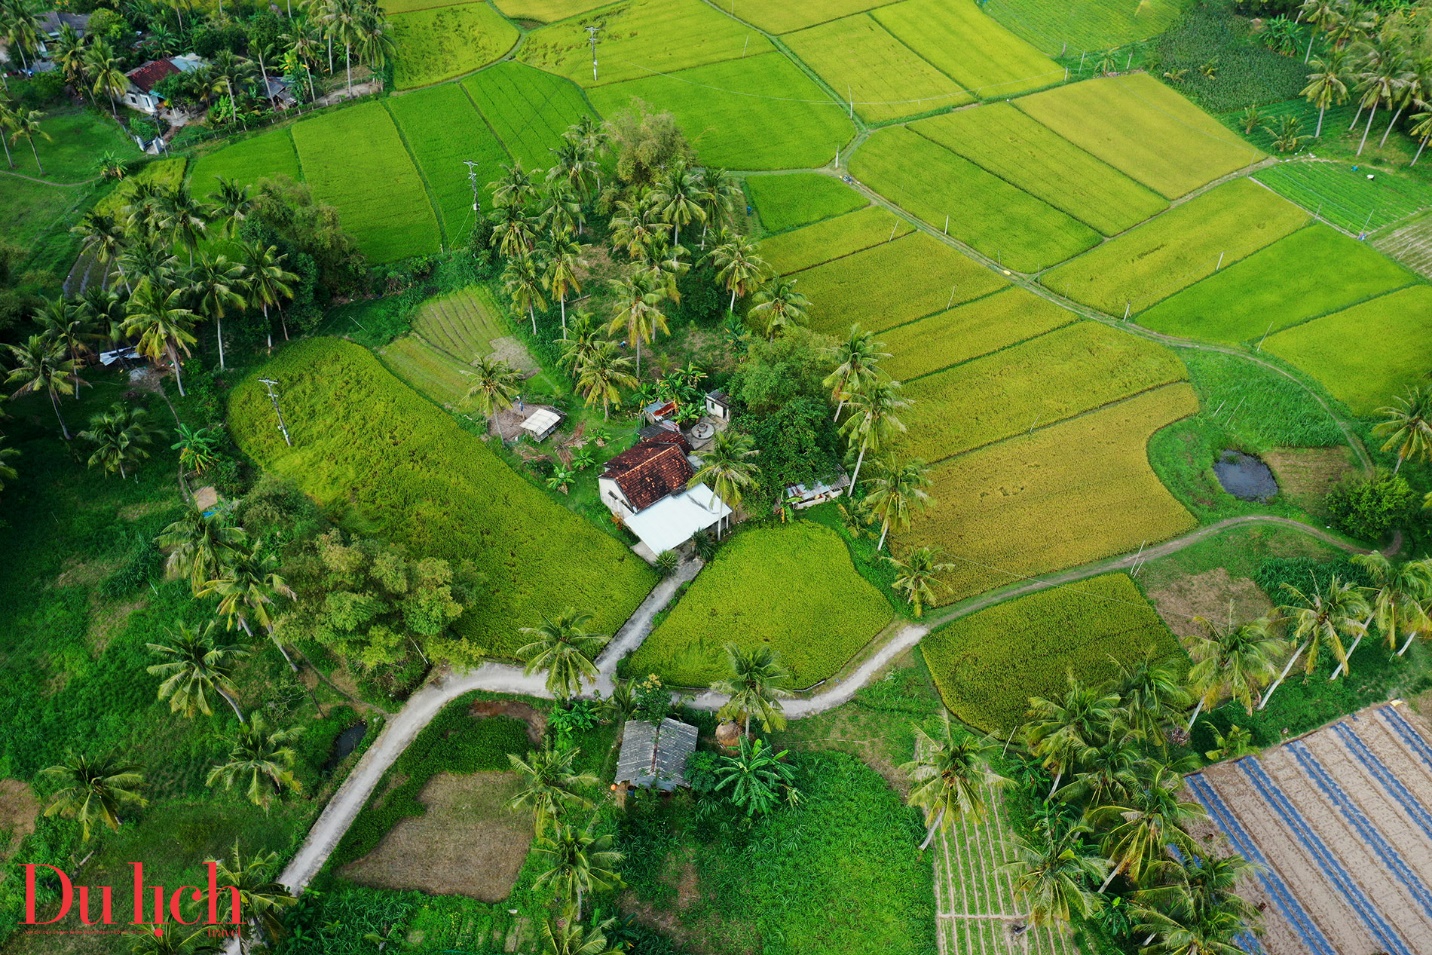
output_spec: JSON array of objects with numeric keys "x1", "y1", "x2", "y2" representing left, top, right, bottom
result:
[
  {"x1": 291, "y1": 102, "x2": 442, "y2": 262},
  {"x1": 1263, "y1": 285, "x2": 1432, "y2": 415},
  {"x1": 730, "y1": 0, "x2": 902, "y2": 34},
  {"x1": 899, "y1": 321, "x2": 1187, "y2": 462},
  {"x1": 748, "y1": 173, "x2": 867, "y2": 234},
  {"x1": 912, "y1": 104, "x2": 1167, "y2": 236},
  {"x1": 411, "y1": 285, "x2": 513, "y2": 362},
  {"x1": 519, "y1": 0, "x2": 772, "y2": 86},
  {"x1": 983, "y1": 0, "x2": 1191, "y2": 55},
  {"x1": 1016, "y1": 74, "x2": 1260, "y2": 199},
  {"x1": 377, "y1": 334, "x2": 474, "y2": 407},
  {"x1": 880, "y1": 288, "x2": 1077, "y2": 381},
  {"x1": 797, "y1": 231, "x2": 1009, "y2": 334},
  {"x1": 1139, "y1": 225, "x2": 1417, "y2": 343},
  {"x1": 760, "y1": 206, "x2": 914, "y2": 274},
  {"x1": 388, "y1": 1, "x2": 519, "y2": 89},
  {"x1": 382, "y1": 0, "x2": 471, "y2": 12},
  {"x1": 386, "y1": 85, "x2": 508, "y2": 244},
  {"x1": 627, "y1": 522, "x2": 892, "y2": 688},
  {"x1": 850, "y1": 125, "x2": 1100, "y2": 272},
  {"x1": 490, "y1": 0, "x2": 611, "y2": 21},
  {"x1": 462, "y1": 62, "x2": 594, "y2": 170},
  {"x1": 783, "y1": 14, "x2": 973, "y2": 123},
  {"x1": 587, "y1": 53, "x2": 855, "y2": 170},
  {"x1": 188, "y1": 128, "x2": 302, "y2": 198},
  {"x1": 1041, "y1": 178, "x2": 1308, "y2": 314},
  {"x1": 1255, "y1": 159, "x2": 1432, "y2": 234},
  {"x1": 873, "y1": 0, "x2": 1062, "y2": 98},
  {"x1": 922, "y1": 573, "x2": 1182, "y2": 734}
]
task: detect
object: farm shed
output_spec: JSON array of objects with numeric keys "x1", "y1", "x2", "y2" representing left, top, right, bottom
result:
[
  {"x1": 520, "y1": 406, "x2": 563, "y2": 441},
  {"x1": 616, "y1": 718, "x2": 699, "y2": 791},
  {"x1": 786, "y1": 473, "x2": 850, "y2": 510}
]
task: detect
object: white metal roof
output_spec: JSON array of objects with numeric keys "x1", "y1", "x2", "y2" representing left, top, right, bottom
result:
[
  {"x1": 623, "y1": 483, "x2": 730, "y2": 555},
  {"x1": 521, "y1": 407, "x2": 562, "y2": 438}
]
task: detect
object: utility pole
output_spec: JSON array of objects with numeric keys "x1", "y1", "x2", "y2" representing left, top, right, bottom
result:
[
  {"x1": 463, "y1": 159, "x2": 481, "y2": 213},
  {"x1": 257, "y1": 378, "x2": 292, "y2": 446},
  {"x1": 587, "y1": 25, "x2": 600, "y2": 82}
]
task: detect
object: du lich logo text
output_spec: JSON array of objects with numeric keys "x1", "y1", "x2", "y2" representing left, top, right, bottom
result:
[{"x1": 23, "y1": 862, "x2": 243, "y2": 935}]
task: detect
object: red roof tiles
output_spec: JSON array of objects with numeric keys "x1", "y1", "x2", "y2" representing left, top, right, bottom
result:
[
  {"x1": 126, "y1": 59, "x2": 179, "y2": 93},
  {"x1": 604, "y1": 435, "x2": 694, "y2": 512}
]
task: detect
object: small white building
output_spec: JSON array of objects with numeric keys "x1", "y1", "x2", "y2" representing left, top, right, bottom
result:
[
  {"x1": 599, "y1": 432, "x2": 729, "y2": 558},
  {"x1": 122, "y1": 55, "x2": 206, "y2": 114}
]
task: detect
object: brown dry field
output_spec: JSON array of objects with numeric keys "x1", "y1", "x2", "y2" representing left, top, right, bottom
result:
[
  {"x1": 1147, "y1": 567, "x2": 1273, "y2": 640},
  {"x1": 342, "y1": 771, "x2": 532, "y2": 901},
  {"x1": 1263, "y1": 448, "x2": 1357, "y2": 517},
  {"x1": 0, "y1": 780, "x2": 39, "y2": 866}
]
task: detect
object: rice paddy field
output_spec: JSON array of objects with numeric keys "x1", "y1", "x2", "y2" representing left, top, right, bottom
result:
[
  {"x1": 782, "y1": 15, "x2": 973, "y2": 123},
  {"x1": 879, "y1": 288, "x2": 1077, "y2": 381},
  {"x1": 489, "y1": 0, "x2": 610, "y2": 21},
  {"x1": 386, "y1": 85, "x2": 508, "y2": 244},
  {"x1": 730, "y1": 0, "x2": 902, "y2": 34},
  {"x1": 1263, "y1": 285, "x2": 1432, "y2": 415},
  {"x1": 626, "y1": 522, "x2": 892, "y2": 688},
  {"x1": 983, "y1": 0, "x2": 1191, "y2": 55},
  {"x1": 188, "y1": 127, "x2": 302, "y2": 198},
  {"x1": 1016, "y1": 73, "x2": 1261, "y2": 199},
  {"x1": 759, "y1": 206, "x2": 913, "y2": 274},
  {"x1": 518, "y1": 0, "x2": 772, "y2": 86},
  {"x1": 850, "y1": 125, "x2": 1101, "y2": 272},
  {"x1": 290, "y1": 102, "x2": 442, "y2": 261},
  {"x1": 381, "y1": 0, "x2": 471, "y2": 12},
  {"x1": 377, "y1": 334, "x2": 474, "y2": 407},
  {"x1": 586, "y1": 53, "x2": 855, "y2": 170},
  {"x1": 747, "y1": 173, "x2": 867, "y2": 234},
  {"x1": 901, "y1": 384, "x2": 1200, "y2": 604},
  {"x1": 873, "y1": 0, "x2": 1062, "y2": 98},
  {"x1": 1139, "y1": 225, "x2": 1418, "y2": 343},
  {"x1": 797, "y1": 231, "x2": 1009, "y2": 334},
  {"x1": 898, "y1": 321, "x2": 1188, "y2": 462},
  {"x1": 411, "y1": 285, "x2": 513, "y2": 363},
  {"x1": 461, "y1": 62, "x2": 594, "y2": 170},
  {"x1": 922, "y1": 574, "x2": 1183, "y2": 734},
  {"x1": 388, "y1": 2, "x2": 519, "y2": 89},
  {"x1": 1256, "y1": 159, "x2": 1432, "y2": 234},
  {"x1": 1042, "y1": 178, "x2": 1309, "y2": 314},
  {"x1": 912, "y1": 104, "x2": 1168, "y2": 236}
]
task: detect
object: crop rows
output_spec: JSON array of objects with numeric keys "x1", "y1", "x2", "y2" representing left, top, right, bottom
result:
[
  {"x1": 463, "y1": 62, "x2": 593, "y2": 171},
  {"x1": 1042, "y1": 178, "x2": 1308, "y2": 315},
  {"x1": 748, "y1": 173, "x2": 868, "y2": 235},
  {"x1": 587, "y1": 53, "x2": 855, "y2": 171},
  {"x1": 899, "y1": 321, "x2": 1187, "y2": 463},
  {"x1": 901, "y1": 384, "x2": 1199, "y2": 605},
  {"x1": 850, "y1": 126, "x2": 1099, "y2": 273},
  {"x1": 378, "y1": 334, "x2": 473, "y2": 409},
  {"x1": 912, "y1": 104, "x2": 1167, "y2": 236},
  {"x1": 873, "y1": 0, "x2": 1063, "y2": 99},
  {"x1": 189, "y1": 128, "x2": 300, "y2": 199},
  {"x1": 797, "y1": 231, "x2": 1009, "y2": 334},
  {"x1": 1373, "y1": 211, "x2": 1432, "y2": 278},
  {"x1": 412, "y1": 286, "x2": 509, "y2": 361},
  {"x1": 1016, "y1": 74, "x2": 1260, "y2": 200},
  {"x1": 982, "y1": 0, "x2": 1187, "y2": 54},
  {"x1": 784, "y1": 15, "x2": 972, "y2": 124},
  {"x1": 881, "y1": 288, "x2": 1076, "y2": 381},
  {"x1": 921, "y1": 574, "x2": 1181, "y2": 734},
  {"x1": 388, "y1": 1, "x2": 518, "y2": 89},
  {"x1": 1263, "y1": 285, "x2": 1432, "y2": 415},
  {"x1": 761, "y1": 206, "x2": 913, "y2": 275},
  {"x1": 1139, "y1": 224, "x2": 1416, "y2": 344},
  {"x1": 1256, "y1": 159, "x2": 1432, "y2": 234},
  {"x1": 291, "y1": 102, "x2": 442, "y2": 262}
]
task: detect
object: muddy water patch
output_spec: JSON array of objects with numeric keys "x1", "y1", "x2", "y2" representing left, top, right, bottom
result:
[{"x1": 1214, "y1": 450, "x2": 1277, "y2": 502}]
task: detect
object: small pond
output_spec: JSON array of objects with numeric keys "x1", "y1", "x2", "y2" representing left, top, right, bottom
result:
[
  {"x1": 1214, "y1": 450, "x2": 1278, "y2": 502},
  {"x1": 322, "y1": 722, "x2": 367, "y2": 774}
]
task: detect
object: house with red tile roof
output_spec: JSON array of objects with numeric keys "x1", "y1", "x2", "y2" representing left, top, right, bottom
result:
[{"x1": 598, "y1": 432, "x2": 730, "y2": 559}]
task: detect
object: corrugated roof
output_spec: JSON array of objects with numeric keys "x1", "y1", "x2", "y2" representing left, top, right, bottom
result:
[
  {"x1": 616, "y1": 718, "x2": 698, "y2": 791},
  {"x1": 126, "y1": 59, "x2": 179, "y2": 92},
  {"x1": 603, "y1": 435, "x2": 694, "y2": 513}
]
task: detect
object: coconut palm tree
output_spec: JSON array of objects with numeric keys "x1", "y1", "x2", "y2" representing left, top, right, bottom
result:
[
  {"x1": 238, "y1": 241, "x2": 297, "y2": 350},
  {"x1": 124, "y1": 279, "x2": 198, "y2": 397},
  {"x1": 533, "y1": 823, "x2": 623, "y2": 919},
  {"x1": 547, "y1": 139, "x2": 599, "y2": 207},
  {"x1": 0, "y1": 435, "x2": 18, "y2": 493},
  {"x1": 491, "y1": 202, "x2": 536, "y2": 259},
  {"x1": 5, "y1": 105, "x2": 49, "y2": 174},
  {"x1": 79, "y1": 287, "x2": 127, "y2": 344},
  {"x1": 5, "y1": 334, "x2": 80, "y2": 439},
  {"x1": 207, "y1": 713, "x2": 302, "y2": 809},
  {"x1": 1187, "y1": 614, "x2": 1284, "y2": 725},
  {"x1": 841, "y1": 376, "x2": 909, "y2": 489},
  {"x1": 201, "y1": 539, "x2": 298, "y2": 670},
  {"x1": 607, "y1": 267, "x2": 668, "y2": 378},
  {"x1": 540, "y1": 181, "x2": 584, "y2": 238},
  {"x1": 0, "y1": 99, "x2": 15, "y2": 170},
  {"x1": 210, "y1": 50, "x2": 257, "y2": 126},
  {"x1": 208, "y1": 178, "x2": 253, "y2": 236},
  {"x1": 73, "y1": 210, "x2": 130, "y2": 293},
  {"x1": 864, "y1": 455, "x2": 932, "y2": 550},
  {"x1": 688, "y1": 429, "x2": 759, "y2": 535},
  {"x1": 1110, "y1": 648, "x2": 1191, "y2": 750},
  {"x1": 212, "y1": 841, "x2": 295, "y2": 954},
  {"x1": 1351, "y1": 33, "x2": 1412, "y2": 155},
  {"x1": 1354, "y1": 551, "x2": 1432, "y2": 655},
  {"x1": 541, "y1": 230, "x2": 583, "y2": 335},
  {"x1": 1374, "y1": 385, "x2": 1432, "y2": 472},
  {"x1": 40, "y1": 754, "x2": 147, "y2": 841},
  {"x1": 1134, "y1": 853, "x2": 1262, "y2": 955},
  {"x1": 539, "y1": 914, "x2": 621, "y2": 955},
  {"x1": 1299, "y1": 0, "x2": 1339, "y2": 61},
  {"x1": 1057, "y1": 734, "x2": 1146, "y2": 811},
  {"x1": 493, "y1": 160, "x2": 538, "y2": 209},
  {"x1": 507, "y1": 743, "x2": 597, "y2": 833},
  {"x1": 746, "y1": 275, "x2": 808, "y2": 339},
  {"x1": 52, "y1": 22, "x2": 90, "y2": 96},
  {"x1": 462, "y1": 355, "x2": 522, "y2": 416},
  {"x1": 697, "y1": 166, "x2": 741, "y2": 244},
  {"x1": 504, "y1": 252, "x2": 547, "y2": 336},
  {"x1": 148, "y1": 622, "x2": 249, "y2": 722},
  {"x1": 1264, "y1": 575, "x2": 1371, "y2": 704},
  {"x1": 1303, "y1": 50, "x2": 1349, "y2": 137},
  {"x1": 1409, "y1": 105, "x2": 1432, "y2": 165},
  {"x1": 608, "y1": 194, "x2": 664, "y2": 262},
  {"x1": 1090, "y1": 763, "x2": 1205, "y2": 891},
  {"x1": 156, "y1": 508, "x2": 248, "y2": 594},
  {"x1": 186, "y1": 252, "x2": 246, "y2": 371},
  {"x1": 79, "y1": 402, "x2": 157, "y2": 479},
  {"x1": 573, "y1": 340, "x2": 637, "y2": 420},
  {"x1": 714, "y1": 643, "x2": 792, "y2": 736},
  {"x1": 1025, "y1": 676, "x2": 1122, "y2": 796},
  {"x1": 119, "y1": 236, "x2": 179, "y2": 291},
  {"x1": 34, "y1": 297, "x2": 93, "y2": 395},
  {"x1": 1, "y1": 0, "x2": 40, "y2": 71},
  {"x1": 825, "y1": 325, "x2": 889, "y2": 423},
  {"x1": 902, "y1": 713, "x2": 1001, "y2": 850},
  {"x1": 125, "y1": 926, "x2": 223, "y2": 954},
  {"x1": 516, "y1": 608, "x2": 605, "y2": 700},
  {"x1": 1007, "y1": 830, "x2": 1109, "y2": 931},
  {"x1": 651, "y1": 159, "x2": 705, "y2": 247},
  {"x1": 87, "y1": 39, "x2": 130, "y2": 120},
  {"x1": 886, "y1": 545, "x2": 954, "y2": 618},
  {"x1": 707, "y1": 230, "x2": 767, "y2": 313}
]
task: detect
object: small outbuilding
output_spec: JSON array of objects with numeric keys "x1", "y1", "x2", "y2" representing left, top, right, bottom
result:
[
  {"x1": 616, "y1": 718, "x2": 699, "y2": 791},
  {"x1": 704, "y1": 390, "x2": 730, "y2": 422},
  {"x1": 520, "y1": 406, "x2": 563, "y2": 442}
]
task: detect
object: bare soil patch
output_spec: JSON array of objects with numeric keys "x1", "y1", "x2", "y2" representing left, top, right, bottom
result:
[
  {"x1": 116, "y1": 500, "x2": 171, "y2": 522},
  {"x1": 0, "y1": 779, "x2": 40, "y2": 866},
  {"x1": 342, "y1": 771, "x2": 532, "y2": 901},
  {"x1": 469, "y1": 699, "x2": 545, "y2": 744},
  {"x1": 1147, "y1": 567, "x2": 1273, "y2": 640},
  {"x1": 1263, "y1": 448, "x2": 1357, "y2": 517},
  {"x1": 54, "y1": 556, "x2": 122, "y2": 590}
]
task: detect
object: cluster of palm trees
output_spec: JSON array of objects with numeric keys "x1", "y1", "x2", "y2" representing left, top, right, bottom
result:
[
  {"x1": 1297, "y1": 0, "x2": 1432, "y2": 159},
  {"x1": 0, "y1": 93, "x2": 48, "y2": 172}
]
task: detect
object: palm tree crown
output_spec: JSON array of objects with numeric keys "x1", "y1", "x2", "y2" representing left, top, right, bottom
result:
[{"x1": 517, "y1": 608, "x2": 606, "y2": 700}]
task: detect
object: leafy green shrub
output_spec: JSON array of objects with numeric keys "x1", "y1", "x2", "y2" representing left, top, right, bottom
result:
[
  {"x1": 654, "y1": 550, "x2": 680, "y2": 577},
  {"x1": 549, "y1": 699, "x2": 599, "y2": 745},
  {"x1": 1326, "y1": 470, "x2": 1416, "y2": 542},
  {"x1": 1155, "y1": 0, "x2": 1309, "y2": 111}
]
